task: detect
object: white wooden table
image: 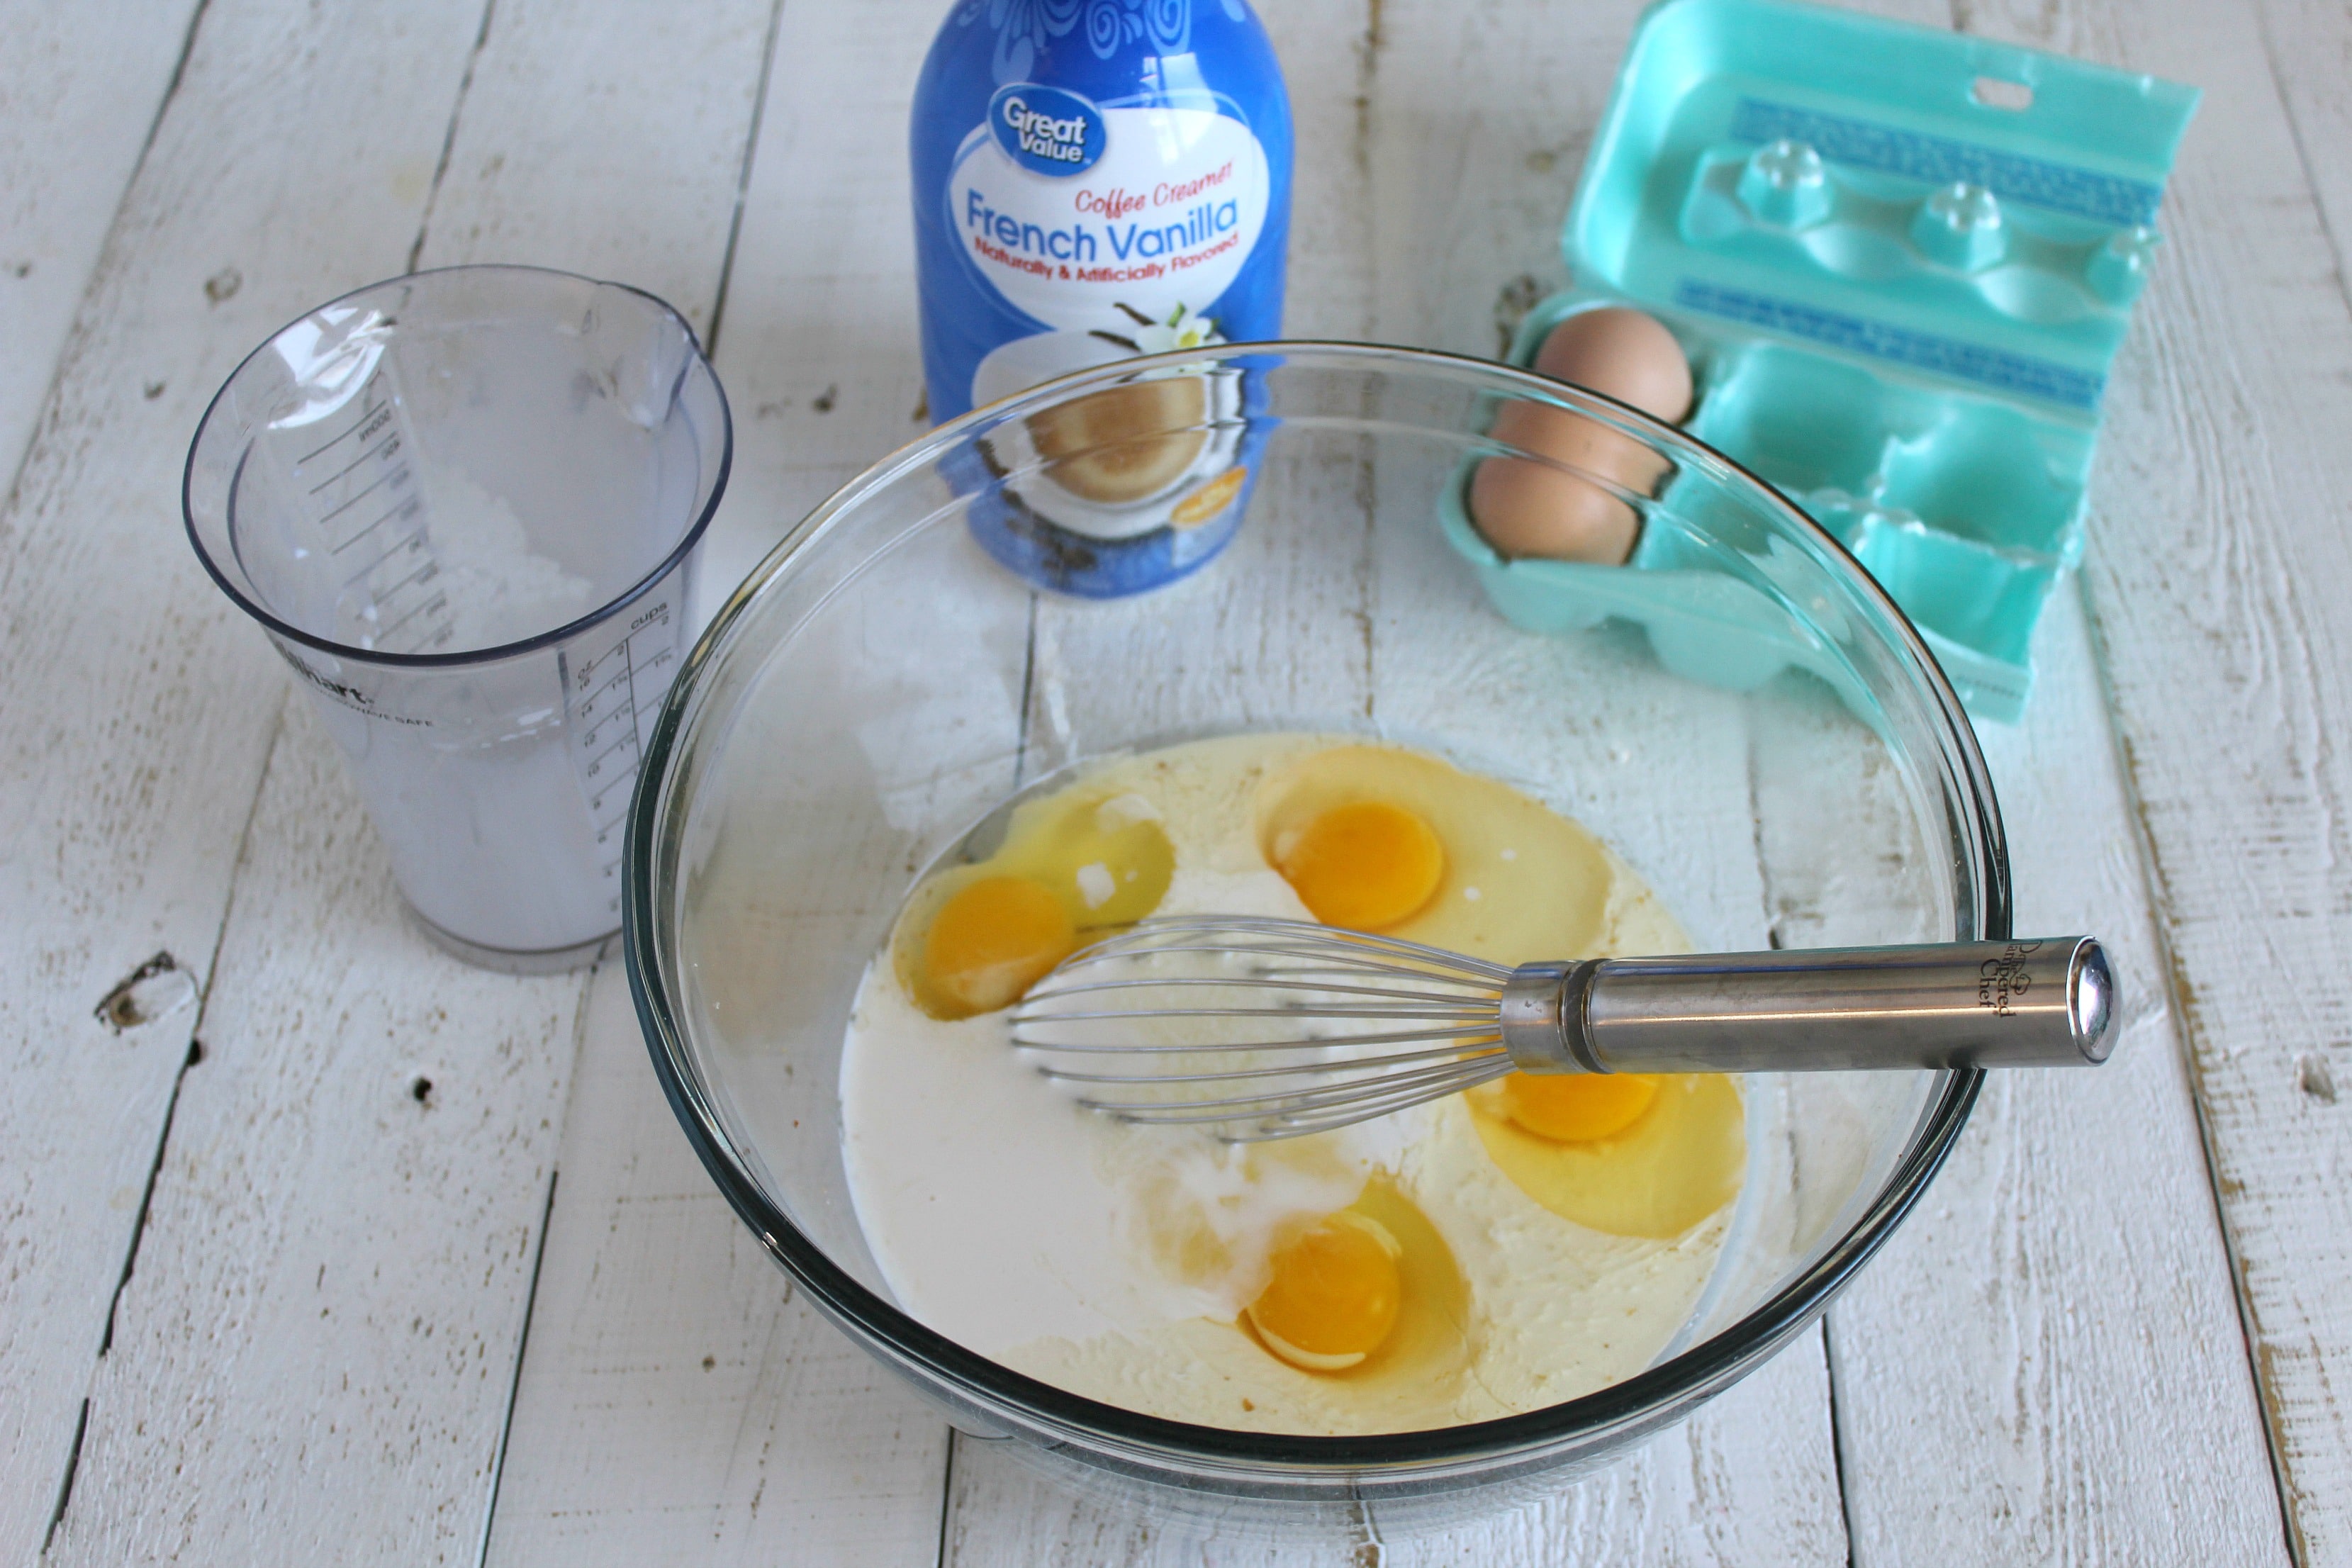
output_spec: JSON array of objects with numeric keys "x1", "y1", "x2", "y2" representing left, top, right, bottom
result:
[{"x1": 4, "y1": 0, "x2": 2346, "y2": 1561}]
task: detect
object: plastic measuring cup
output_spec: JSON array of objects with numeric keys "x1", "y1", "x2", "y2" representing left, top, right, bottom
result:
[{"x1": 184, "y1": 265, "x2": 731, "y2": 970}]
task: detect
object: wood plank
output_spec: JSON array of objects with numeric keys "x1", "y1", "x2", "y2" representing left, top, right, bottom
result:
[
  {"x1": 2258, "y1": 0, "x2": 2352, "y2": 315},
  {"x1": 1942, "y1": 0, "x2": 2352, "y2": 1559},
  {"x1": 1382, "y1": 1333, "x2": 1844, "y2": 1565},
  {"x1": 937, "y1": 1, "x2": 1836, "y2": 1559},
  {"x1": 1365, "y1": 0, "x2": 2287, "y2": 1559},
  {"x1": 933, "y1": 0, "x2": 1405, "y2": 1547},
  {"x1": 0, "y1": 0, "x2": 493, "y2": 1558},
  {"x1": 47, "y1": 697, "x2": 593, "y2": 1566},
  {"x1": 1611, "y1": 1, "x2": 2295, "y2": 1554},
  {"x1": 953, "y1": 0, "x2": 1836, "y2": 1556},
  {"x1": 1357, "y1": 0, "x2": 1852, "y2": 1557},
  {"x1": 0, "y1": 0, "x2": 201, "y2": 486},
  {"x1": 1825, "y1": 593, "x2": 2289, "y2": 1565},
  {"x1": 950, "y1": 1349, "x2": 1846, "y2": 1565},
  {"x1": 481, "y1": 1, "x2": 975, "y2": 1560},
  {"x1": 2251, "y1": 2, "x2": 2352, "y2": 1545},
  {"x1": 483, "y1": 971, "x2": 951, "y2": 1567},
  {"x1": 687, "y1": 0, "x2": 939, "y2": 609},
  {"x1": 403, "y1": 0, "x2": 778, "y2": 342},
  {"x1": 40, "y1": 1, "x2": 778, "y2": 1560},
  {"x1": 944, "y1": 1443, "x2": 1374, "y2": 1567},
  {"x1": 939, "y1": 0, "x2": 1393, "y2": 1557}
]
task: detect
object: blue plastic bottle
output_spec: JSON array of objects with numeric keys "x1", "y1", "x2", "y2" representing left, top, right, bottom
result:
[{"x1": 910, "y1": 0, "x2": 1292, "y2": 595}]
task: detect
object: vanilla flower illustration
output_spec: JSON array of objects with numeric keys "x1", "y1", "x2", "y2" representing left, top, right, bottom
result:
[
  {"x1": 1087, "y1": 302, "x2": 1229, "y2": 380},
  {"x1": 1132, "y1": 303, "x2": 1223, "y2": 354}
]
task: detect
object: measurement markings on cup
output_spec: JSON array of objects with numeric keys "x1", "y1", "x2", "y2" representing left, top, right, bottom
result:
[
  {"x1": 561, "y1": 598, "x2": 683, "y2": 914},
  {"x1": 283, "y1": 365, "x2": 456, "y2": 655}
]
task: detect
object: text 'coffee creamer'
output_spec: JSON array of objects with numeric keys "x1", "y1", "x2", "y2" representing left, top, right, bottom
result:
[{"x1": 912, "y1": 0, "x2": 1292, "y2": 595}]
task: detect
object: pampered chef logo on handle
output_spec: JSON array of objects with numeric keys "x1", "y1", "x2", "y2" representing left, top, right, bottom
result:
[
  {"x1": 1977, "y1": 940, "x2": 2043, "y2": 1017},
  {"x1": 989, "y1": 84, "x2": 1106, "y2": 175}
]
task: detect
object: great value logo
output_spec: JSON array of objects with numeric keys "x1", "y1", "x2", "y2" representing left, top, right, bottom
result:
[{"x1": 988, "y1": 84, "x2": 1106, "y2": 176}]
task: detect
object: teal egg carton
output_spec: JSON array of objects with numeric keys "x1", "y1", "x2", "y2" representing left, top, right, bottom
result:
[{"x1": 1445, "y1": 0, "x2": 2197, "y2": 722}]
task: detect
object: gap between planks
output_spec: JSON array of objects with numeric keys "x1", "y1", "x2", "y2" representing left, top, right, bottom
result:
[{"x1": 461, "y1": 4, "x2": 790, "y2": 1555}]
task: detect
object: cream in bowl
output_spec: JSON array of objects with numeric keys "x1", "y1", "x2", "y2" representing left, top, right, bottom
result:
[{"x1": 839, "y1": 733, "x2": 1747, "y2": 1434}]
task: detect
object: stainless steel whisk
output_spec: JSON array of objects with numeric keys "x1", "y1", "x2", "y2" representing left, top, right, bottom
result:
[{"x1": 1009, "y1": 917, "x2": 2115, "y2": 1142}]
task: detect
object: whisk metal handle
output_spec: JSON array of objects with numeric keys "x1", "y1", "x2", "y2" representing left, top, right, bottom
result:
[{"x1": 1503, "y1": 937, "x2": 2115, "y2": 1075}]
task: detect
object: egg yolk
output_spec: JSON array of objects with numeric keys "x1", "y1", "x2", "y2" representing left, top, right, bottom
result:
[
  {"x1": 1468, "y1": 1073, "x2": 1744, "y2": 1237},
  {"x1": 1274, "y1": 801, "x2": 1445, "y2": 929},
  {"x1": 1245, "y1": 1211, "x2": 1404, "y2": 1372},
  {"x1": 919, "y1": 875, "x2": 1075, "y2": 1019},
  {"x1": 1496, "y1": 1072, "x2": 1660, "y2": 1142}
]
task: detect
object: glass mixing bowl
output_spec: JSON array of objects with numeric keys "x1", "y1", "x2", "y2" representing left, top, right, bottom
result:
[{"x1": 625, "y1": 342, "x2": 2001, "y2": 1533}]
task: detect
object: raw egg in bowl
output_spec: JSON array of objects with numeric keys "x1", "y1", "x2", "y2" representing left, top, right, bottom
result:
[{"x1": 627, "y1": 343, "x2": 2000, "y2": 1537}]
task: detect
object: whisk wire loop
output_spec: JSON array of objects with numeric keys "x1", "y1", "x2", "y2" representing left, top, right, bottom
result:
[
  {"x1": 1022, "y1": 973, "x2": 1498, "y2": 1009},
  {"x1": 1079, "y1": 1051, "x2": 1509, "y2": 1123},
  {"x1": 1010, "y1": 1023, "x2": 1503, "y2": 1055},
  {"x1": 1011, "y1": 916, "x2": 1528, "y2": 1141},
  {"x1": 1037, "y1": 1038, "x2": 1503, "y2": 1086},
  {"x1": 1053, "y1": 916, "x2": 1514, "y2": 978},
  {"x1": 1228, "y1": 1059, "x2": 1523, "y2": 1142},
  {"x1": 1041, "y1": 941, "x2": 1500, "y2": 986}
]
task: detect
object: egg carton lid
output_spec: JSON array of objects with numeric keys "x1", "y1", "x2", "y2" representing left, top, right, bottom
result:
[{"x1": 1567, "y1": 0, "x2": 2197, "y2": 419}]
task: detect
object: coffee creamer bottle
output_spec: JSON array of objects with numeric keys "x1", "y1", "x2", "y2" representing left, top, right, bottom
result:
[{"x1": 911, "y1": 0, "x2": 1292, "y2": 595}]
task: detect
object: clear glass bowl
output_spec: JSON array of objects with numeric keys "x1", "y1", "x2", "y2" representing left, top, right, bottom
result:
[{"x1": 625, "y1": 342, "x2": 2001, "y2": 1532}]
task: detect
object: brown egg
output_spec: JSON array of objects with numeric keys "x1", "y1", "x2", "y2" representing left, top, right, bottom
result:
[
  {"x1": 1486, "y1": 396, "x2": 1674, "y2": 496},
  {"x1": 1467, "y1": 457, "x2": 1642, "y2": 566},
  {"x1": 1469, "y1": 308, "x2": 1691, "y2": 565},
  {"x1": 1530, "y1": 307, "x2": 1693, "y2": 422}
]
